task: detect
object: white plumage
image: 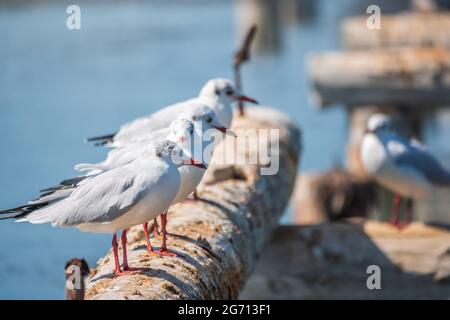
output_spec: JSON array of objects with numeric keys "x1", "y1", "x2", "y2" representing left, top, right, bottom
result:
[
  {"x1": 87, "y1": 78, "x2": 257, "y2": 147},
  {"x1": 361, "y1": 113, "x2": 450, "y2": 199}
]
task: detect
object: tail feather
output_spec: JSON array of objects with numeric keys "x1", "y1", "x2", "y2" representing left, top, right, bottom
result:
[
  {"x1": 86, "y1": 133, "x2": 115, "y2": 146},
  {"x1": 0, "y1": 211, "x2": 34, "y2": 221}
]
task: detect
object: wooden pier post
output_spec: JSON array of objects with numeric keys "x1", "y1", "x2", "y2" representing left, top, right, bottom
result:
[{"x1": 235, "y1": 0, "x2": 281, "y2": 54}]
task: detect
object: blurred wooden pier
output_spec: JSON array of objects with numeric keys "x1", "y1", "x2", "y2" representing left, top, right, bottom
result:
[
  {"x1": 308, "y1": 8, "x2": 450, "y2": 223},
  {"x1": 240, "y1": 222, "x2": 450, "y2": 299}
]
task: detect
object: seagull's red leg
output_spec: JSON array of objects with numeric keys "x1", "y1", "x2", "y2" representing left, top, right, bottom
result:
[
  {"x1": 399, "y1": 199, "x2": 413, "y2": 229},
  {"x1": 117, "y1": 229, "x2": 141, "y2": 275},
  {"x1": 390, "y1": 194, "x2": 402, "y2": 228},
  {"x1": 112, "y1": 233, "x2": 122, "y2": 276},
  {"x1": 154, "y1": 211, "x2": 176, "y2": 257},
  {"x1": 143, "y1": 222, "x2": 155, "y2": 254},
  {"x1": 152, "y1": 218, "x2": 160, "y2": 237}
]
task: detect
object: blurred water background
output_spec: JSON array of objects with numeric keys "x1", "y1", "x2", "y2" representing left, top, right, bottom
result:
[{"x1": 0, "y1": 0, "x2": 449, "y2": 299}]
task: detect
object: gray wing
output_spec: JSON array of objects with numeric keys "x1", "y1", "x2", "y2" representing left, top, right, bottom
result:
[
  {"x1": 75, "y1": 141, "x2": 160, "y2": 175},
  {"x1": 114, "y1": 99, "x2": 195, "y2": 144},
  {"x1": 389, "y1": 137, "x2": 450, "y2": 186},
  {"x1": 20, "y1": 160, "x2": 168, "y2": 226}
]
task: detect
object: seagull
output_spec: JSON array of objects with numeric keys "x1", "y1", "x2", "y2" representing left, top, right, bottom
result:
[
  {"x1": 75, "y1": 114, "x2": 226, "y2": 255},
  {"x1": 106, "y1": 102, "x2": 232, "y2": 148},
  {"x1": 360, "y1": 113, "x2": 450, "y2": 227},
  {"x1": 86, "y1": 78, "x2": 257, "y2": 146},
  {"x1": 0, "y1": 140, "x2": 206, "y2": 276}
]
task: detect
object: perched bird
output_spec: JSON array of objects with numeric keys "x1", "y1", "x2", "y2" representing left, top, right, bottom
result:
[
  {"x1": 360, "y1": 113, "x2": 450, "y2": 227},
  {"x1": 104, "y1": 102, "x2": 231, "y2": 148},
  {"x1": 75, "y1": 115, "x2": 225, "y2": 254},
  {"x1": 0, "y1": 140, "x2": 205, "y2": 276},
  {"x1": 86, "y1": 79, "x2": 257, "y2": 146}
]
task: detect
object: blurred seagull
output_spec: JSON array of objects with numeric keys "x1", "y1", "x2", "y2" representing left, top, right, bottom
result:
[
  {"x1": 361, "y1": 113, "x2": 450, "y2": 227},
  {"x1": 0, "y1": 140, "x2": 205, "y2": 276},
  {"x1": 86, "y1": 79, "x2": 257, "y2": 146}
]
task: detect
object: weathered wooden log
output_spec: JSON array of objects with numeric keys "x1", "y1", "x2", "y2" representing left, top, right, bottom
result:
[
  {"x1": 343, "y1": 12, "x2": 450, "y2": 50},
  {"x1": 308, "y1": 48, "x2": 450, "y2": 108},
  {"x1": 85, "y1": 107, "x2": 301, "y2": 300},
  {"x1": 240, "y1": 222, "x2": 450, "y2": 299}
]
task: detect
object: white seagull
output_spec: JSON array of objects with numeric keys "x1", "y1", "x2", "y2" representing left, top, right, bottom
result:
[
  {"x1": 86, "y1": 78, "x2": 257, "y2": 147},
  {"x1": 360, "y1": 113, "x2": 450, "y2": 227},
  {"x1": 105, "y1": 101, "x2": 231, "y2": 148},
  {"x1": 0, "y1": 140, "x2": 205, "y2": 276},
  {"x1": 75, "y1": 114, "x2": 227, "y2": 254}
]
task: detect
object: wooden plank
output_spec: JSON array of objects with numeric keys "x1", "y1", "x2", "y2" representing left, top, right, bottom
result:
[
  {"x1": 343, "y1": 13, "x2": 450, "y2": 50},
  {"x1": 308, "y1": 48, "x2": 450, "y2": 107}
]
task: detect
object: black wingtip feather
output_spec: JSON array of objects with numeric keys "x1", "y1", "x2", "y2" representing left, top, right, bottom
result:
[
  {"x1": 0, "y1": 202, "x2": 49, "y2": 216},
  {"x1": 86, "y1": 133, "x2": 115, "y2": 146}
]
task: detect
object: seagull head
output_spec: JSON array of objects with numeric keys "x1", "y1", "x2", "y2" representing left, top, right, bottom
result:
[
  {"x1": 169, "y1": 118, "x2": 195, "y2": 144},
  {"x1": 154, "y1": 140, "x2": 206, "y2": 169},
  {"x1": 199, "y1": 78, "x2": 258, "y2": 106},
  {"x1": 365, "y1": 113, "x2": 395, "y2": 135},
  {"x1": 185, "y1": 104, "x2": 236, "y2": 137}
]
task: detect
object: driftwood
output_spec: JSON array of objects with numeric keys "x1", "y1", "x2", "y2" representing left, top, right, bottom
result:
[
  {"x1": 308, "y1": 48, "x2": 450, "y2": 108},
  {"x1": 240, "y1": 222, "x2": 450, "y2": 299},
  {"x1": 85, "y1": 107, "x2": 301, "y2": 300},
  {"x1": 343, "y1": 13, "x2": 450, "y2": 50}
]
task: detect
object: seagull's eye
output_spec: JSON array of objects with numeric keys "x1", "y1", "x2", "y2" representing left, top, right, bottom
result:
[
  {"x1": 205, "y1": 116, "x2": 212, "y2": 123},
  {"x1": 225, "y1": 89, "x2": 234, "y2": 96}
]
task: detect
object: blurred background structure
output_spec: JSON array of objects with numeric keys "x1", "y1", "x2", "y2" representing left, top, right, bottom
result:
[{"x1": 0, "y1": 0, "x2": 449, "y2": 299}]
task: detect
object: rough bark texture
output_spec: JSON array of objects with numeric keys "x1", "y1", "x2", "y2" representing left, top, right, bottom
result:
[
  {"x1": 240, "y1": 222, "x2": 450, "y2": 299},
  {"x1": 308, "y1": 48, "x2": 450, "y2": 108},
  {"x1": 85, "y1": 107, "x2": 301, "y2": 300},
  {"x1": 343, "y1": 13, "x2": 450, "y2": 50}
]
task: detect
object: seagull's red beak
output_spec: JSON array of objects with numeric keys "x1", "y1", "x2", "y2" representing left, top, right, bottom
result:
[
  {"x1": 236, "y1": 95, "x2": 259, "y2": 104},
  {"x1": 184, "y1": 158, "x2": 207, "y2": 169},
  {"x1": 212, "y1": 126, "x2": 227, "y2": 134}
]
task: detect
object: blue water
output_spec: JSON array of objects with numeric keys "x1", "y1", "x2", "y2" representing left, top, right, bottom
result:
[{"x1": 0, "y1": 0, "x2": 351, "y2": 298}]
